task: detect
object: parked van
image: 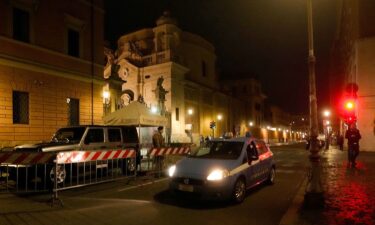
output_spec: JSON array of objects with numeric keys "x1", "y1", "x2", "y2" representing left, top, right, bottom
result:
[{"x1": 3, "y1": 125, "x2": 139, "y2": 187}]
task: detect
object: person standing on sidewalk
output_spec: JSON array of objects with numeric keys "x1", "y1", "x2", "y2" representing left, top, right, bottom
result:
[
  {"x1": 345, "y1": 123, "x2": 361, "y2": 167},
  {"x1": 152, "y1": 126, "x2": 165, "y2": 171},
  {"x1": 337, "y1": 134, "x2": 344, "y2": 150}
]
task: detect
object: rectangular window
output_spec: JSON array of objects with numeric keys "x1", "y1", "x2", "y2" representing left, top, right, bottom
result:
[
  {"x1": 68, "y1": 98, "x2": 79, "y2": 126},
  {"x1": 201, "y1": 61, "x2": 207, "y2": 77},
  {"x1": 108, "y1": 128, "x2": 122, "y2": 142},
  {"x1": 13, "y1": 91, "x2": 29, "y2": 124},
  {"x1": 84, "y1": 129, "x2": 104, "y2": 144},
  {"x1": 121, "y1": 127, "x2": 139, "y2": 143},
  {"x1": 176, "y1": 108, "x2": 179, "y2": 121},
  {"x1": 255, "y1": 103, "x2": 261, "y2": 111},
  {"x1": 67, "y1": 28, "x2": 80, "y2": 57},
  {"x1": 13, "y1": 8, "x2": 30, "y2": 42},
  {"x1": 255, "y1": 141, "x2": 268, "y2": 155}
]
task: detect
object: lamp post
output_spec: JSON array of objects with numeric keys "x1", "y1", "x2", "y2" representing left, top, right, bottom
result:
[
  {"x1": 323, "y1": 110, "x2": 331, "y2": 150},
  {"x1": 186, "y1": 108, "x2": 194, "y2": 143},
  {"x1": 305, "y1": 0, "x2": 324, "y2": 208}
]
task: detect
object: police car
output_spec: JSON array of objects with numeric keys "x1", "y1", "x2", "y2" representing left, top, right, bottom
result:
[{"x1": 168, "y1": 136, "x2": 275, "y2": 203}]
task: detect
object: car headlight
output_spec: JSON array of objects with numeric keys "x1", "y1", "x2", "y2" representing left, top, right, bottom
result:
[
  {"x1": 168, "y1": 165, "x2": 176, "y2": 177},
  {"x1": 207, "y1": 169, "x2": 229, "y2": 181}
]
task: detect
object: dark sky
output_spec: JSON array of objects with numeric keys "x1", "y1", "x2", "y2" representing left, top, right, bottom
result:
[{"x1": 105, "y1": 0, "x2": 339, "y2": 114}]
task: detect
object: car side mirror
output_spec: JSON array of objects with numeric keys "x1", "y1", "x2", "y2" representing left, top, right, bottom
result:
[{"x1": 248, "y1": 155, "x2": 259, "y2": 165}]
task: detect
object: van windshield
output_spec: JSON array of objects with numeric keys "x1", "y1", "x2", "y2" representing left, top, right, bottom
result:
[
  {"x1": 52, "y1": 127, "x2": 86, "y2": 143},
  {"x1": 190, "y1": 141, "x2": 244, "y2": 160}
]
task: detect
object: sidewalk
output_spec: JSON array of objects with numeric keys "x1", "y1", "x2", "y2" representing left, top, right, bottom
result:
[{"x1": 280, "y1": 147, "x2": 375, "y2": 225}]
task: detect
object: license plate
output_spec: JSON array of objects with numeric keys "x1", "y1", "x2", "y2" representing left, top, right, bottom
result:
[{"x1": 178, "y1": 184, "x2": 194, "y2": 192}]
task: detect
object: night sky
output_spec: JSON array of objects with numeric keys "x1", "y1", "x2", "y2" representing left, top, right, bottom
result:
[{"x1": 104, "y1": 0, "x2": 339, "y2": 115}]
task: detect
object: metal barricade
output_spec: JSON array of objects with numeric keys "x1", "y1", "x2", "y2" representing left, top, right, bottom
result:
[
  {"x1": 0, "y1": 149, "x2": 137, "y2": 195},
  {"x1": 0, "y1": 152, "x2": 55, "y2": 193},
  {"x1": 144, "y1": 146, "x2": 191, "y2": 177}
]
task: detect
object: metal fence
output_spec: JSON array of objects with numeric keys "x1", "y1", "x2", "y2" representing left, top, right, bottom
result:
[
  {"x1": 141, "y1": 146, "x2": 191, "y2": 177},
  {"x1": 0, "y1": 149, "x2": 137, "y2": 195}
]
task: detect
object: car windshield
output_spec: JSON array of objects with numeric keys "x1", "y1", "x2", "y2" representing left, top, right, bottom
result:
[
  {"x1": 190, "y1": 141, "x2": 244, "y2": 160},
  {"x1": 52, "y1": 127, "x2": 86, "y2": 143}
]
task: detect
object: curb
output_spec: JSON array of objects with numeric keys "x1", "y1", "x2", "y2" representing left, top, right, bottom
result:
[{"x1": 279, "y1": 176, "x2": 307, "y2": 225}]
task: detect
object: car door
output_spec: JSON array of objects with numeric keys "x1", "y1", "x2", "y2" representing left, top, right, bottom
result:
[
  {"x1": 82, "y1": 127, "x2": 108, "y2": 173},
  {"x1": 107, "y1": 127, "x2": 122, "y2": 150},
  {"x1": 82, "y1": 128, "x2": 105, "y2": 150},
  {"x1": 245, "y1": 141, "x2": 262, "y2": 187},
  {"x1": 255, "y1": 141, "x2": 271, "y2": 181}
]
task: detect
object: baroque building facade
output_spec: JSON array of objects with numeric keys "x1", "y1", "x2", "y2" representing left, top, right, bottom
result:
[
  {"x1": 0, "y1": 0, "x2": 105, "y2": 147},
  {"x1": 330, "y1": 0, "x2": 375, "y2": 151},
  {"x1": 104, "y1": 12, "x2": 269, "y2": 144}
]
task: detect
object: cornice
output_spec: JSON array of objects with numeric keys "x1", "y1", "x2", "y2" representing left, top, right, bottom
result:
[
  {"x1": 0, "y1": 36, "x2": 104, "y2": 69},
  {"x1": 0, "y1": 53, "x2": 105, "y2": 84}
]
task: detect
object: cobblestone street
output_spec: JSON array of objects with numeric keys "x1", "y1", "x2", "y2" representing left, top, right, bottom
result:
[{"x1": 300, "y1": 148, "x2": 375, "y2": 225}]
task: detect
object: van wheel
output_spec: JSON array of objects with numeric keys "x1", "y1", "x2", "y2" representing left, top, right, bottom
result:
[
  {"x1": 232, "y1": 177, "x2": 246, "y2": 203},
  {"x1": 127, "y1": 159, "x2": 136, "y2": 172},
  {"x1": 50, "y1": 165, "x2": 66, "y2": 184},
  {"x1": 267, "y1": 167, "x2": 275, "y2": 185}
]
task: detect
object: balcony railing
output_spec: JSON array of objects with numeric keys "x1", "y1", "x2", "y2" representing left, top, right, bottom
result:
[{"x1": 141, "y1": 50, "x2": 171, "y2": 66}]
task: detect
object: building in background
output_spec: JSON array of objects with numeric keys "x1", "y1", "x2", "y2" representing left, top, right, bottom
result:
[
  {"x1": 104, "y1": 12, "x2": 272, "y2": 144},
  {"x1": 223, "y1": 77, "x2": 266, "y2": 128},
  {"x1": 330, "y1": 0, "x2": 375, "y2": 151},
  {"x1": 0, "y1": 0, "x2": 105, "y2": 147}
]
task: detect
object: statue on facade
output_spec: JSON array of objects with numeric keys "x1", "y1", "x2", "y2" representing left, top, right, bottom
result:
[
  {"x1": 104, "y1": 48, "x2": 121, "y2": 79},
  {"x1": 153, "y1": 76, "x2": 169, "y2": 115},
  {"x1": 137, "y1": 95, "x2": 145, "y2": 104}
]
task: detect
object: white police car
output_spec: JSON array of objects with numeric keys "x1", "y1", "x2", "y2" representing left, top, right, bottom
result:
[{"x1": 168, "y1": 136, "x2": 275, "y2": 203}]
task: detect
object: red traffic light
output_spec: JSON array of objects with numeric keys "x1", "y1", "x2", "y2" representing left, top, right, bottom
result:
[
  {"x1": 344, "y1": 100, "x2": 355, "y2": 111},
  {"x1": 345, "y1": 115, "x2": 357, "y2": 125}
]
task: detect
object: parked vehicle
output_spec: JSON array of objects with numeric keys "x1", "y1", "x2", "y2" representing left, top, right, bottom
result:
[
  {"x1": 168, "y1": 136, "x2": 275, "y2": 203},
  {"x1": 2, "y1": 125, "x2": 139, "y2": 187}
]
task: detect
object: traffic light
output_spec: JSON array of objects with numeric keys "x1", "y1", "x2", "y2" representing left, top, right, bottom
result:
[
  {"x1": 210, "y1": 121, "x2": 216, "y2": 129},
  {"x1": 344, "y1": 99, "x2": 355, "y2": 111},
  {"x1": 341, "y1": 83, "x2": 358, "y2": 125},
  {"x1": 345, "y1": 115, "x2": 357, "y2": 125}
]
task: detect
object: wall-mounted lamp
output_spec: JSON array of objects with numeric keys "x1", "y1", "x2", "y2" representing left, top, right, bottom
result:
[
  {"x1": 151, "y1": 106, "x2": 158, "y2": 114},
  {"x1": 188, "y1": 108, "x2": 194, "y2": 115}
]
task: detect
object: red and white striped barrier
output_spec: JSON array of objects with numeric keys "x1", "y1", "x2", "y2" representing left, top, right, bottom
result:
[
  {"x1": 56, "y1": 149, "x2": 136, "y2": 164},
  {"x1": 148, "y1": 147, "x2": 190, "y2": 156},
  {"x1": 0, "y1": 149, "x2": 136, "y2": 165},
  {"x1": 0, "y1": 152, "x2": 55, "y2": 165}
]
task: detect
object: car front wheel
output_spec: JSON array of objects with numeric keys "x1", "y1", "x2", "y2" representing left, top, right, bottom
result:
[{"x1": 232, "y1": 177, "x2": 246, "y2": 203}]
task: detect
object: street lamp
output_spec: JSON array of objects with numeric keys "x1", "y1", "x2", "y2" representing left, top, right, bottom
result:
[
  {"x1": 102, "y1": 90, "x2": 110, "y2": 115},
  {"x1": 305, "y1": 0, "x2": 324, "y2": 208},
  {"x1": 249, "y1": 121, "x2": 254, "y2": 127},
  {"x1": 151, "y1": 106, "x2": 157, "y2": 114},
  {"x1": 323, "y1": 110, "x2": 330, "y2": 117},
  {"x1": 216, "y1": 114, "x2": 223, "y2": 138}
]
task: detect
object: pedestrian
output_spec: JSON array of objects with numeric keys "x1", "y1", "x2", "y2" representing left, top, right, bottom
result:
[
  {"x1": 152, "y1": 126, "x2": 165, "y2": 171},
  {"x1": 199, "y1": 135, "x2": 204, "y2": 146},
  {"x1": 345, "y1": 123, "x2": 361, "y2": 167},
  {"x1": 152, "y1": 126, "x2": 165, "y2": 148},
  {"x1": 337, "y1": 134, "x2": 344, "y2": 151},
  {"x1": 305, "y1": 135, "x2": 310, "y2": 150}
]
